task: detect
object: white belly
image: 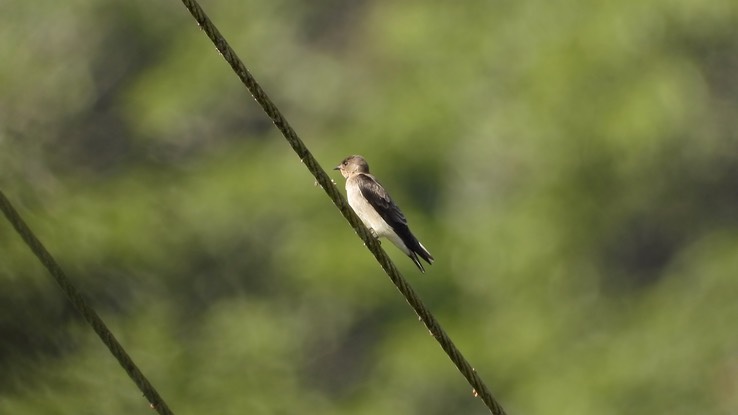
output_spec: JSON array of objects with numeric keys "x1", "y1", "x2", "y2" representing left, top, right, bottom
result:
[
  {"x1": 346, "y1": 183, "x2": 394, "y2": 237},
  {"x1": 345, "y1": 179, "x2": 412, "y2": 256}
]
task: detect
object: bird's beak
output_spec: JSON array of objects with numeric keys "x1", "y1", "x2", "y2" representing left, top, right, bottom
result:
[{"x1": 333, "y1": 165, "x2": 341, "y2": 171}]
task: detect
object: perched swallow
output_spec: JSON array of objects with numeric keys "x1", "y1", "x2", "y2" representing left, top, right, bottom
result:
[{"x1": 334, "y1": 155, "x2": 434, "y2": 272}]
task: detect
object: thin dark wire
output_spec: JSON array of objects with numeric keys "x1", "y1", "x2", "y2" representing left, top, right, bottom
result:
[
  {"x1": 0, "y1": 190, "x2": 174, "y2": 415},
  {"x1": 176, "y1": 1, "x2": 507, "y2": 413}
]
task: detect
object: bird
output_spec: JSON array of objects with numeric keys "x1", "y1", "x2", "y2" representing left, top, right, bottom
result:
[{"x1": 334, "y1": 155, "x2": 434, "y2": 272}]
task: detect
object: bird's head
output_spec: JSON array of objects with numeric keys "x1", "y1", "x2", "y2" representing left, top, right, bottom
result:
[{"x1": 334, "y1": 155, "x2": 370, "y2": 178}]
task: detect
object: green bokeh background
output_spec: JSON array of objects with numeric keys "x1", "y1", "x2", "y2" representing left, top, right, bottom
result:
[{"x1": 2, "y1": 0, "x2": 738, "y2": 413}]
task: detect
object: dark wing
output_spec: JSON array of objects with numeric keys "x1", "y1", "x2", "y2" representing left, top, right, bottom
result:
[
  {"x1": 356, "y1": 173, "x2": 433, "y2": 270},
  {"x1": 355, "y1": 173, "x2": 407, "y2": 228}
]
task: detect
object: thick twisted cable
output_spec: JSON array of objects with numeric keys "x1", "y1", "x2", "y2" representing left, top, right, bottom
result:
[
  {"x1": 176, "y1": 1, "x2": 507, "y2": 413},
  {"x1": 0, "y1": 191, "x2": 175, "y2": 415}
]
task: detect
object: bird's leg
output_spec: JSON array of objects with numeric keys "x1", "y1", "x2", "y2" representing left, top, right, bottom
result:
[{"x1": 369, "y1": 227, "x2": 381, "y2": 243}]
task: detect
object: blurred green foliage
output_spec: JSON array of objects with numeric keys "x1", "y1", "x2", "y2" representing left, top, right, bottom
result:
[{"x1": 2, "y1": 0, "x2": 738, "y2": 413}]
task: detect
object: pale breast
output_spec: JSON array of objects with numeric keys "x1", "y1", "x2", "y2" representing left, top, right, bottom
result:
[{"x1": 346, "y1": 181, "x2": 394, "y2": 237}]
